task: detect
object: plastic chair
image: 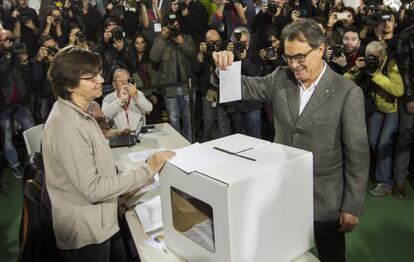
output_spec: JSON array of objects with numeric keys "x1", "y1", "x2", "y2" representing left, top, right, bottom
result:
[{"x1": 23, "y1": 124, "x2": 44, "y2": 156}]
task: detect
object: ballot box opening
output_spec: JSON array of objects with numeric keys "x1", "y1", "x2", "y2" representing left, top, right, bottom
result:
[{"x1": 171, "y1": 187, "x2": 215, "y2": 253}]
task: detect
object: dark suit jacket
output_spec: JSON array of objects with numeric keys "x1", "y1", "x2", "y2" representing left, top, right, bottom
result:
[{"x1": 241, "y1": 65, "x2": 370, "y2": 221}]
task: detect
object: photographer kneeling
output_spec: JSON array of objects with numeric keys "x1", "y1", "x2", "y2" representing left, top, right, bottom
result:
[{"x1": 345, "y1": 41, "x2": 404, "y2": 197}]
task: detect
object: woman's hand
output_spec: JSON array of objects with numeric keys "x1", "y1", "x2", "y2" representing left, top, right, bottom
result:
[{"x1": 146, "y1": 151, "x2": 176, "y2": 174}]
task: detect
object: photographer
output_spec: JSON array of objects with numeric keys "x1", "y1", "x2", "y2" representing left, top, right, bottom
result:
[
  {"x1": 327, "y1": 26, "x2": 365, "y2": 75},
  {"x1": 258, "y1": 28, "x2": 285, "y2": 75},
  {"x1": 226, "y1": 26, "x2": 262, "y2": 138},
  {"x1": 252, "y1": 0, "x2": 291, "y2": 43},
  {"x1": 102, "y1": 68, "x2": 153, "y2": 130},
  {"x1": 149, "y1": 14, "x2": 196, "y2": 141},
  {"x1": 0, "y1": 28, "x2": 34, "y2": 178},
  {"x1": 3, "y1": 0, "x2": 40, "y2": 57},
  {"x1": 31, "y1": 34, "x2": 59, "y2": 123},
  {"x1": 195, "y1": 29, "x2": 232, "y2": 141},
  {"x1": 345, "y1": 41, "x2": 403, "y2": 197},
  {"x1": 393, "y1": 24, "x2": 414, "y2": 199},
  {"x1": 63, "y1": 0, "x2": 102, "y2": 43},
  {"x1": 326, "y1": 7, "x2": 356, "y2": 44},
  {"x1": 102, "y1": 0, "x2": 149, "y2": 40},
  {"x1": 41, "y1": 8, "x2": 67, "y2": 48},
  {"x1": 397, "y1": 0, "x2": 414, "y2": 32},
  {"x1": 360, "y1": 7, "x2": 398, "y2": 59},
  {"x1": 289, "y1": 0, "x2": 315, "y2": 21},
  {"x1": 211, "y1": 0, "x2": 256, "y2": 39},
  {"x1": 66, "y1": 23, "x2": 94, "y2": 50},
  {"x1": 168, "y1": 0, "x2": 209, "y2": 45}
]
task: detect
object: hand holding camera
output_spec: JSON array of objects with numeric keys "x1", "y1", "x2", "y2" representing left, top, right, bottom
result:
[
  {"x1": 36, "y1": 46, "x2": 48, "y2": 62},
  {"x1": 354, "y1": 57, "x2": 366, "y2": 71},
  {"x1": 126, "y1": 80, "x2": 139, "y2": 100},
  {"x1": 291, "y1": 10, "x2": 301, "y2": 21}
]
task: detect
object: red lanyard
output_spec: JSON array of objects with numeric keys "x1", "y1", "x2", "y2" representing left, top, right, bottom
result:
[{"x1": 122, "y1": 97, "x2": 131, "y2": 126}]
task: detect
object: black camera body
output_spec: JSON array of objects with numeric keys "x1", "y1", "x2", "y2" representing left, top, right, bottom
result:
[
  {"x1": 12, "y1": 42, "x2": 27, "y2": 54},
  {"x1": 53, "y1": 15, "x2": 62, "y2": 24},
  {"x1": 168, "y1": 25, "x2": 180, "y2": 38},
  {"x1": 177, "y1": 0, "x2": 188, "y2": 11},
  {"x1": 205, "y1": 41, "x2": 221, "y2": 58},
  {"x1": 111, "y1": 27, "x2": 125, "y2": 40},
  {"x1": 266, "y1": 46, "x2": 277, "y2": 60},
  {"x1": 71, "y1": 0, "x2": 83, "y2": 14},
  {"x1": 331, "y1": 44, "x2": 344, "y2": 57},
  {"x1": 267, "y1": 1, "x2": 279, "y2": 16},
  {"x1": 365, "y1": 55, "x2": 380, "y2": 74},
  {"x1": 111, "y1": 5, "x2": 125, "y2": 18},
  {"x1": 228, "y1": 0, "x2": 246, "y2": 7},
  {"x1": 233, "y1": 41, "x2": 246, "y2": 58},
  {"x1": 163, "y1": 14, "x2": 180, "y2": 38},
  {"x1": 47, "y1": 46, "x2": 59, "y2": 57},
  {"x1": 76, "y1": 31, "x2": 87, "y2": 43},
  {"x1": 18, "y1": 10, "x2": 32, "y2": 22}
]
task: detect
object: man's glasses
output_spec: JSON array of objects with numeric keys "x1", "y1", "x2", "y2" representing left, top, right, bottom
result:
[
  {"x1": 80, "y1": 70, "x2": 103, "y2": 83},
  {"x1": 282, "y1": 48, "x2": 315, "y2": 64}
]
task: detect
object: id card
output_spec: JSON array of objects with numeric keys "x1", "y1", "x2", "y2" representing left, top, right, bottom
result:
[{"x1": 154, "y1": 23, "x2": 162, "y2": 32}]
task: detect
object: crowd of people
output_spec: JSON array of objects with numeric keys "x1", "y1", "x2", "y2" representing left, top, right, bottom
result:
[{"x1": 1, "y1": 0, "x2": 414, "y2": 260}]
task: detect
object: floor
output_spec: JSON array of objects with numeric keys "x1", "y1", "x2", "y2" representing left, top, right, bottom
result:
[{"x1": 1, "y1": 168, "x2": 414, "y2": 262}]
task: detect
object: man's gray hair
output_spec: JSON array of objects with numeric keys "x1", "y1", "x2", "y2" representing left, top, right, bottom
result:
[
  {"x1": 282, "y1": 19, "x2": 326, "y2": 48},
  {"x1": 230, "y1": 26, "x2": 250, "y2": 42},
  {"x1": 365, "y1": 41, "x2": 386, "y2": 57},
  {"x1": 112, "y1": 68, "x2": 129, "y2": 81}
]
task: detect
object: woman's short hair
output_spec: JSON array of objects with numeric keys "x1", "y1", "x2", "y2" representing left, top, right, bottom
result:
[
  {"x1": 365, "y1": 41, "x2": 386, "y2": 58},
  {"x1": 282, "y1": 19, "x2": 326, "y2": 49},
  {"x1": 48, "y1": 46, "x2": 102, "y2": 100}
]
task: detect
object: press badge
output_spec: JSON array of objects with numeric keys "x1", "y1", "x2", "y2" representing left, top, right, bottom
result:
[{"x1": 154, "y1": 23, "x2": 162, "y2": 32}]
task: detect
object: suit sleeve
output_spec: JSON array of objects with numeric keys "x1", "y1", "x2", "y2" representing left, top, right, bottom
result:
[
  {"x1": 340, "y1": 84, "x2": 370, "y2": 217},
  {"x1": 240, "y1": 67, "x2": 279, "y2": 103}
]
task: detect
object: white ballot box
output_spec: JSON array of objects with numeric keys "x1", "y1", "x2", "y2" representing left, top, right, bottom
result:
[{"x1": 159, "y1": 134, "x2": 314, "y2": 262}]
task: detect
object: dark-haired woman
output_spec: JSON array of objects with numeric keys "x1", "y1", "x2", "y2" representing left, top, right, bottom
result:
[{"x1": 42, "y1": 46, "x2": 174, "y2": 262}]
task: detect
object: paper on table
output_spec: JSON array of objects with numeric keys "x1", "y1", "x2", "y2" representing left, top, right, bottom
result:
[
  {"x1": 135, "y1": 195, "x2": 163, "y2": 232},
  {"x1": 139, "y1": 173, "x2": 160, "y2": 193},
  {"x1": 168, "y1": 143, "x2": 232, "y2": 173},
  {"x1": 219, "y1": 61, "x2": 242, "y2": 103},
  {"x1": 128, "y1": 148, "x2": 166, "y2": 162},
  {"x1": 144, "y1": 233, "x2": 167, "y2": 253}
]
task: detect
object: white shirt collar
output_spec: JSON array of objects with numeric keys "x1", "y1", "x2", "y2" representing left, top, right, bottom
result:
[{"x1": 298, "y1": 61, "x2": 327, "y2": 91}]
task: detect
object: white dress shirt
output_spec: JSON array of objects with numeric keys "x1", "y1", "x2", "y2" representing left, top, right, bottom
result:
[{"x1": 298, "y1": 62, "x2": 327, "y2": 115}]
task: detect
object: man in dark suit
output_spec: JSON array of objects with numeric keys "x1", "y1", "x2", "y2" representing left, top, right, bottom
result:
[{"x1": 212, "y1": 19, "x2": 369, "y2": 262}]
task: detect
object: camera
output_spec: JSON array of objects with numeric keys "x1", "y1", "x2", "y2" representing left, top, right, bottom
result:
[
  {"x1": 267, "y1": 1, "x2": 278, "y2": 16},
  {"x1": 111, "y1": 27, "x2": 125, "y2": 40},
  {"x1": 111, "y1": 5, "x2": 125, "y2": 18},
  {"x1": 205, "y1": 41, "x2": 220, "y2": 58},
  {"x1": 177, "y1": 0, "x2": 187, "y2": 11},
  {"x1": 12, "y1": 42, "x2": 27, "y2": 53},
  {"x1": 232, "y1": 28, "x2": 246, "y2": 58},
  {"x1": 128, "y1": 78, "x2": 135, "y2": 84},
  {"x1": 229, "y1": 0, "x2": 246, "y2": 7},
  {"x1": 76, "y1": 31, "x2": 87, "y2": 43},
  {"x1": 47, "y1": 46, "x2": 59, "y2": 57},
  {"x1": 71, "y1": 0, "x2": 83, "y2": 14},
  {"x1": 294, "y1": 7, "x2": 308, "y2": 18},
  {"x1": 331, "y1": 44, "x2": 344, "y2": 57},
  {"x1": 365, "y1": 55, "x2": 380, "y2": 74},
  {"x1": 53, "y1": 15, "x2": 62, "y2": 24},
  {"x1": 163, "y1": 14, "x2": 180, "y2": 38},
  {"x1": 265, "y1": 47, "x2": 277, "y2": 60},
  {"x1": 18, "y1": 10, "x2": 32, "y2": 22}
]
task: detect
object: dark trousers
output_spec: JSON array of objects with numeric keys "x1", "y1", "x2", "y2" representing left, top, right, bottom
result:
[
  {"x1": 314, "y1": 220, "x2": 346, "y2": 262},
  {"x1": 62, "y1": 232, "x2": 127, "y2": 262}
]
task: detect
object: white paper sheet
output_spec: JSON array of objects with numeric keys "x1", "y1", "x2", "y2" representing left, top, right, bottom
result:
[
  {"x1": 128, "y1": 148, "x2": 166, "y2": 162},
  {"x1": 219, "y1": 61, "x2": 242, "y2": 103},
  {"x1": 135, "y1": 196, "x2": 163, "y2": 232},
  {"x1": 139, "y1": 173, "x2": 160, "y2": 193},
  {"x1": 168, "y1": 143, "x2": 231, "y2": 173},
  {"x1": 144, "y1": 233, "x2": 168, "y2": 253}
]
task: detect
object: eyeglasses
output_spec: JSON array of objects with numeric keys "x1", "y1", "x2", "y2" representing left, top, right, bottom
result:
[
  {"x1": 80, "y1": 70, "x2": 103, "y2": 83},
  {"x1": 114, "y1": 78, "x2": 130, "y2": 85},
  {"x1": 282, "y1": 48, "x2": 315, "y2": 64}
]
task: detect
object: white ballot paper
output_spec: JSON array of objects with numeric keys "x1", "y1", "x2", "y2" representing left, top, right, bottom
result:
[
  {"x1": 135, "y1": 195, "x2": 163, "y2": 233},
  {"x1": 219, "y1": 61, "x2": 242, "y2": 103},
  {"x1": 139, "y1": 173, "x2": 160, "y2": 193},
  {"x1": 168, "y1": 143, "x2": 232, "y2": 173},
  {"x1": 128, "y1": 148, "x2": 166, "y2": 162}
]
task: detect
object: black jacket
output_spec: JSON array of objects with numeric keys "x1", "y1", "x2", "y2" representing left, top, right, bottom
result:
[
  {"x1": 0, "y1": 53, "x2": 31, "y2": 109},
  {"x1": 396, "y1": 24, "x2": 414, "y2": 103}
]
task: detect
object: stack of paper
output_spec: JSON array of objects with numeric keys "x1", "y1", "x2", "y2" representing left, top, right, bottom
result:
[{"x1": 135, "y1": 195, "x2": 163, "y2": 232}]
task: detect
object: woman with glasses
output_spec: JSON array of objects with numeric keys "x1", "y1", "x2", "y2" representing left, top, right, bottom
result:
[{"x1": 43, "y1": 46, "x2": 175, "y2": 262}]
